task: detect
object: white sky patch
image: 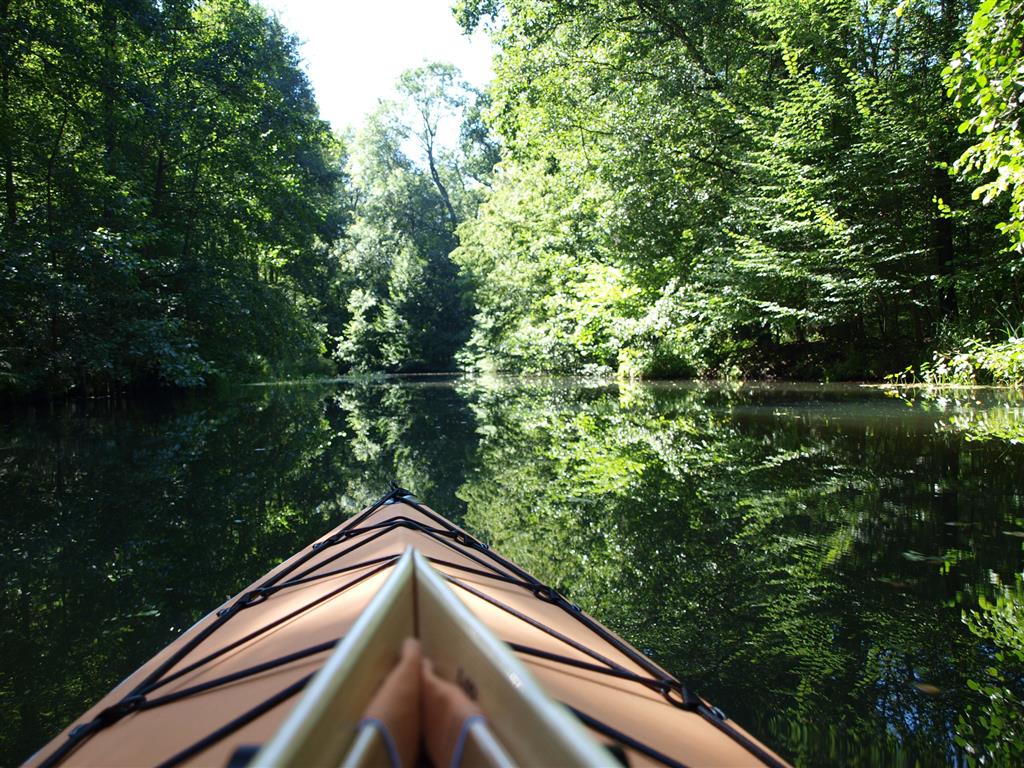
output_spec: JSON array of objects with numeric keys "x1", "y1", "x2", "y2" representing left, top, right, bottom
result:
[{"x1": 257, "y1": 0, "x2": 495, "y2": 133}]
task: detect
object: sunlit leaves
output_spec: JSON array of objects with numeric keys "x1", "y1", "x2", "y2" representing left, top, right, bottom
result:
[
  {"x1": 454, "y1": 0, "x2": 1015, "y2": 380},
  {"x1": 944, "y1": 0, "x2": 1024, "y2": 253},
  {"x1": 333, "y1": 65, "x2": 489, "y2": 373},
  {"x1": 0, "y1": 0, "x2": 345, "y2": 396}
]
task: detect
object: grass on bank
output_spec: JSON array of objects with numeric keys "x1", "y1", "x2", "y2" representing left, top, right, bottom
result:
[{"x1": 887, "y1": 334, "x2": 1024, "y2": 388}]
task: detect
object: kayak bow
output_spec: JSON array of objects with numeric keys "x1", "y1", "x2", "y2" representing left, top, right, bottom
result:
[{"x1": 27, "y1": 487, "x2": 788, "y2": 768}]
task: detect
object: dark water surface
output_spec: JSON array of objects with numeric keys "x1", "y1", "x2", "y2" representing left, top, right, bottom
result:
[{"x1": 3, "y1": 378, "x2": 1023, "y2": 766}]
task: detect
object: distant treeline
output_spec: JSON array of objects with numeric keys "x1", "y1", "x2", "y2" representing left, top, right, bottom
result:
[{"x1": 2, "y1": 0, "x2": 1022, "y2": 397}]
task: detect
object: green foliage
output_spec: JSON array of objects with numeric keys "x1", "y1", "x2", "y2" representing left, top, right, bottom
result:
[
  {"x1": 332, "y1": 65, "x2": 495, "y2": 373},
  {"x1": 454, "y1": 159, "x2": 641, "y2": 374},
  {"x1": 887, "y1": 334, "x2": 1024, "y2": 386},
  {"x1": 453, "y1": 0, "x2": 1019, "y2": 380},
  {"x1": 0, "y1": 0, "x2": 346, "y2": 398},
  {"x1": 956, "y1": 573, "x2": 1024, "y2": 765},
  {"x1": 944, "y1": 0, "x2": 1024, "y2": 253}
]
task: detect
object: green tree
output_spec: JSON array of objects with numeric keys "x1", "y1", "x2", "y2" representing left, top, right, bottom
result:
[
  {"x1": 453, "y1": 0, "x2": 1013, "y2": 380},
  {"x1": 333, "y1": 64, "x2": 495, "y2": 372},
  {"x1": 0, "y1": 0, "x2": 347, "y2": 398},
  {"x1": 945, "y1": 0, "x2": 1024, "y2": 253}
]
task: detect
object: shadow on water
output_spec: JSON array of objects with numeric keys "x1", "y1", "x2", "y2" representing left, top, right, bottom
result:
[{"x1": 1, "y1": 379, "x2": 1021, "y2": 766}]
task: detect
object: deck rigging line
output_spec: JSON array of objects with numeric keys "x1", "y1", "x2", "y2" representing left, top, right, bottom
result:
[
  {"x1": 154, "y1": 674, "x2": 316, "y2": 768},
  {"x1": 566, "y1": 705, "x2": 692, "y2": 768},
  {"x1": 37, "y1": 486, "x2": 784, "y2": 768}
]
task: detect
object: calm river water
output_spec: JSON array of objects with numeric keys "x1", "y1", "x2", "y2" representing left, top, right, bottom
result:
[{"x1": 2, "y1": 378, "x2": 1023, "y2": 766}]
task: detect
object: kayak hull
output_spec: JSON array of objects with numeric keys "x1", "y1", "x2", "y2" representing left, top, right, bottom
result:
[{"x1": 27, "y1": 489, "x2": 788, "y2": 768}]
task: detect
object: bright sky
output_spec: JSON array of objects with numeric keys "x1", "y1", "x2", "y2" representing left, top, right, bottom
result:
[{"x1": 257, "y1": 0, "x2": 495, "y2": 133}]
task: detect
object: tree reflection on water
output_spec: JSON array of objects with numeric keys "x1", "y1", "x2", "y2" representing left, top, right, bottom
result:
[{"x1": 1, "y1": 379, "x2": 1021, "y2": 766}]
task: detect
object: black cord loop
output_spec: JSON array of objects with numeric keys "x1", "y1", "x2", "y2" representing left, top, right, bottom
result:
[{"x1": 663, "y1": 684, "x2": 702, "y2": 710}]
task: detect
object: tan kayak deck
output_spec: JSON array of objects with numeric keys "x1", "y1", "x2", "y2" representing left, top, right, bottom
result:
[{"x1": 27, "y1": 488, "x2": 788, "y2": 768}]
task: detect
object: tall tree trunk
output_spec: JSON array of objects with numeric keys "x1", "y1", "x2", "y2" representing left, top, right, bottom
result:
[
  {"x1": 424, "y1": 135, "x2": 458, "y2": 230},
  {"x1": 100, "y1": 2, "x2": 118, "y2": 226},
  {"x1": 46, "y1": 105, "x2": 71, "y2": 234},
  {"x1": 933, "y1": 163, "x2": 958, "y2": 321},
  {"x1": 1, "y1": 0, "x2": 16, "y2": 231}
]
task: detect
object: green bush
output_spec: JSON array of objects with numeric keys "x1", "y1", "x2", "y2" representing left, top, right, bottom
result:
[{"x1": 888, "y1": 335, "x2": 1024, "y2": 387}]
